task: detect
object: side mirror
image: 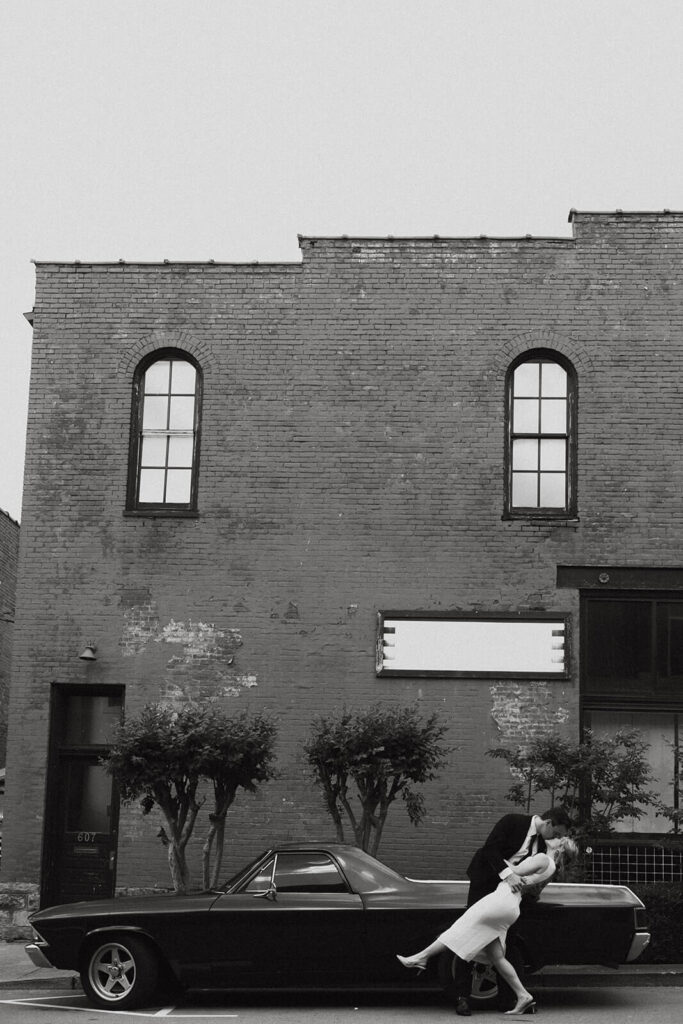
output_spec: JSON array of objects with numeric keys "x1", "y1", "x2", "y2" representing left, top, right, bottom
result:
[{"x1": 254, "y1": 886, "x2": 277, "y2": 902}]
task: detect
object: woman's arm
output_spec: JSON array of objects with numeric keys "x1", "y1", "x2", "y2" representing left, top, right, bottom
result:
[{"x1": 505, "y1": 853, "x2": 554, "y2": 886}]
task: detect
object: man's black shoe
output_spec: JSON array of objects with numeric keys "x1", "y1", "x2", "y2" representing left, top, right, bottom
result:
[{"x1": 454, "y1": 997, "x2": 472, "y2": 1016}]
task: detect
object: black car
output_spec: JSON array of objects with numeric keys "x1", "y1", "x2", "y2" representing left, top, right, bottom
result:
[{"x1": 26, "y1": 842, "x2": 650, "y2": 1010}]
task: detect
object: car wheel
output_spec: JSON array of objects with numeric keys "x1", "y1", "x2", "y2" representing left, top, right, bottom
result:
[
  {"x1": 81, "y1": 935, "x2": 159, "y2": 1011},
  {"x1": 436, "y1": 950, "x2": 499, "y2": 1006}
]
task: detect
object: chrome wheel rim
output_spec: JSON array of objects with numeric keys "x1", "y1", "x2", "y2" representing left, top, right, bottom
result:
[
  {"x1": 470, "y1": 963, "x2": 499, "y2": 1001},
  {"x1": 88, "y1": 942, "x2": 136, "y2": 1002}
]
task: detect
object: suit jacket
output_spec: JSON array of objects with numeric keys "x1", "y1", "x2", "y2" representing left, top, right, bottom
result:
[{"x1": 466, "y1": 813, "x2": 548, "y2": 900}]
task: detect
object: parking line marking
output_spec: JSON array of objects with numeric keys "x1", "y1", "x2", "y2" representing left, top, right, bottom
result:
[{"x1": 0, "y1": 996, "x2": 238, "y2": 1017}]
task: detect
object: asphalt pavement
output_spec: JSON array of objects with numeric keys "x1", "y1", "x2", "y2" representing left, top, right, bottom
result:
[{"x1": 0, "y1": 941, "x2": 681, "y2": 991}]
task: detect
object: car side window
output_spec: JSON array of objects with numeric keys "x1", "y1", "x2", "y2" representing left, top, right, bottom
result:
[{"x1": 274, "y1": 853, "x2": 349, "y2": 893}]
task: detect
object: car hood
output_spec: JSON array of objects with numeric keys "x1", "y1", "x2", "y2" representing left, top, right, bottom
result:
[{"x1": 31, "y1": 890, "x2": 220, "y2": 923}]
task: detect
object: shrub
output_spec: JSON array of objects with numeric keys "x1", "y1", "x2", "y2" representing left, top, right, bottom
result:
[{"x1": 629, "y1": 883, "x2": 683, "y2": 963}]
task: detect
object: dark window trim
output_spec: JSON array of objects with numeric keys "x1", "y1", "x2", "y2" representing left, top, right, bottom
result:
[
  {"x1": 503, "y1": 348, "x2": 577, "y2": 520},
  {"x1": 580, "y1": 592, "x2": 683, "y2": 837},
  {"x1": 580, "y1": 590, "x2": 683, "y2": 703},
  {"x1": 558, "y1": 565, "x2": 683, "y2": 590},
  {"x1": 126, "y1": 348, "x2": 203, "y2": 514},
  {"x1": 123, "y1": 509, "x2": 200, "y2": 520}
]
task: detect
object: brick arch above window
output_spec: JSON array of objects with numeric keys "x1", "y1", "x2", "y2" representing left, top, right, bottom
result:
[
  {"x1": 118, "y1": 330, "x2": 217, "y2": 379},
  {"x1": 492, "y1": 329, "x2": 595, "y2": 378}
]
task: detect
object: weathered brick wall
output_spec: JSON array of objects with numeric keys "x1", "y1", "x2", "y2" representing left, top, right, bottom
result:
[
  {"x1": 5, "y1": 211, "x2": 683, "y2": 893},
  {"x1": 0, "y1": 509, "x2": 19, "y2": 767}
]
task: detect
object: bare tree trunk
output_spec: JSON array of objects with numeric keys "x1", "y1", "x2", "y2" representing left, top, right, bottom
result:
[
  {"x1": 320, "y1": 773, "x2": 346, "y2": 842},
  {"x1": 168, "y1": 840, "x2": 190, "y2": 893},
  {"x1": 210, "y1": 816, "x2": 226, "y2": 889},
  {"x1": 202, "y1": 821, "x2": 218, "y2": 891},
  {"x1": 370, "y1": 815, "x2": 385, "y2": 857},
  {"x1": 338, "y1": 790, "x2": 362, "y2": 847},
  {"x1": 201, "y1": 813, "x2": 230, "y2": 890}
]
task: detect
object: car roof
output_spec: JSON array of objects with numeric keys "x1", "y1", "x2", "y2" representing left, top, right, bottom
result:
[{"x1": 271, "y1": 841, "x2": 359, "y2": 851}]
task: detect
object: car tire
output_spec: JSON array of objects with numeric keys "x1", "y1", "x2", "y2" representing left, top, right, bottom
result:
[
  {"x1": 80, "y1": 935, "x2": 160, "y2": 1011},
  {"x1": 436, "y1": 950, "x2": 499, "y2": 1006}
]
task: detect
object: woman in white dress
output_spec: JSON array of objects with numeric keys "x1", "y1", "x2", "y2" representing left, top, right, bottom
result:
[{"x1": 397, "y1": 836, "x2": 578, "y2": 1016}]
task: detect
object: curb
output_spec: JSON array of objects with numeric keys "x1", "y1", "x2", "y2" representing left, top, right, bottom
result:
[
  {"x1": 533, "y1": 966, "x2": 683, "y2": 989},
  {"x1": 0, "y1": 976, "x2": 79, "y2": 991},
  {"x1": 0, "y1": 969, "x2": 681, "y2": 994}
]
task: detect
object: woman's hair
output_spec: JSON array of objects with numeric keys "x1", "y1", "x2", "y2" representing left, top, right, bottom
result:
[{"x1": 547, "y1": 835, "x2": 579, "y2": 876}]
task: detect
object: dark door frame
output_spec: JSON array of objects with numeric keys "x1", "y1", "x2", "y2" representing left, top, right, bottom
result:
[{"x1": 41, "y1": 683, "x2": 124, "y2": 907}]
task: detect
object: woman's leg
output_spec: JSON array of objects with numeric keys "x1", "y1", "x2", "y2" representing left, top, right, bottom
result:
[
  {"x1": 397, "y1": 938, "x2": 448, "y2": 968},
  {"x1": 484, "y1": 939, "x2": 533, "y2": 1010}
]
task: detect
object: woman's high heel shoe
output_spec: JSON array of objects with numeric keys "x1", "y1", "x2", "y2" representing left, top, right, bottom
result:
[
  {"x1": 503, "y1": 996, "x2": 536, "y2": 1015},
  {"x1": 396, "y1": 954, "x2": 426, "y2": 974}
]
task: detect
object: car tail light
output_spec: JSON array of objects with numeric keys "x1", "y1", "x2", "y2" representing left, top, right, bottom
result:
[{"x1": 634, "y1": 908, "x2": 648, "y2": 930}]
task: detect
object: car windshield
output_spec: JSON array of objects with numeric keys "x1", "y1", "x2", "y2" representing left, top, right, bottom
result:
[{"x1": 218, "y1": 851, "x2": 271, "y2": 893}]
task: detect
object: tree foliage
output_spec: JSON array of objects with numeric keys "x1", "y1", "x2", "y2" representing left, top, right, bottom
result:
[
  {"x1": 102, "y1": 702, "x2": 277, "y2": 893},
  {"x1": 304, "y1": 704, "x2": 450, "y2": 856},
  {"x1": 198, "y1": 706, "x2": 278, "y2": 889},
  {"x1": 487, "y1": 728, "x2": 661, "y2": 841},
  {"x1": 102, "y1": 703, "x2": 209, "y2": 893}
]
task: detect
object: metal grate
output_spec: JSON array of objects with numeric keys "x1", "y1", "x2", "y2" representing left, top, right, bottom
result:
[{"x1": 587, "y1": 844, "x2": 683, "y2": 884}]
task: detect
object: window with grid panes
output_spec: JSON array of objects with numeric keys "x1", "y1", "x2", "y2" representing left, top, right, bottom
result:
[
  {"x1": 505, "y1": 352, "x2": 576, "y2": 518},
  {"x1": 127, "y1": 352, "x2": 201, "y2": 513}
]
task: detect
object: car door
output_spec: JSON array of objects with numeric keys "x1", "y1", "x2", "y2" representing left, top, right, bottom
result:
[{"x1": 209, "y1": 851, "x2": 365, "y2": 986}]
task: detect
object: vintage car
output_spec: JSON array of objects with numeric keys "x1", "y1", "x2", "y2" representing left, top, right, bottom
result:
[{"x1": 26, "y1": 842, "x2": 650, "y2": 1011}]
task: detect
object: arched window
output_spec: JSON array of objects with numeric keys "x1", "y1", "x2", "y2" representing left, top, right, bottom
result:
[
  {"x1": 127, "y1": 351, "x2": 202, "y2": 512},
  {"x1": 505, "y1": 351, "x2": 576, "y2": 517}
]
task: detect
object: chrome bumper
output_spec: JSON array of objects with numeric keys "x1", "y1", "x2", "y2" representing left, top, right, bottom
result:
[
  {"x1": 626, "y1": 933, "x2": 651, "y2": 962},
  {"x1": 25, "y1": 943, "x2": 53, "y2": 970}
]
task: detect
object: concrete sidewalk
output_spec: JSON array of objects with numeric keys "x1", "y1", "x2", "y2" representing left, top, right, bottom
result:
[
  {"x1": 0, "y1": 941, "x2": 78, "y2": 989},
  {"x1": 0, "y1": 941, "x2": 681, "y2": 992}
]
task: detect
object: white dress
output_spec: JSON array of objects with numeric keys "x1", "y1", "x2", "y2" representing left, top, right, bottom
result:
[{"x1": 437, "y1": 853, "x2": 556, "y2": 963}]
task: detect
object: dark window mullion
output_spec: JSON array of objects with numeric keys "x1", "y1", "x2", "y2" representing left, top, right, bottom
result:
[
  {"x1": 162, "y1": 434, "x2": 171, "y2": 503},
  {"x1": 674, "y1": 715, "x2": 680, "y2": 834}
]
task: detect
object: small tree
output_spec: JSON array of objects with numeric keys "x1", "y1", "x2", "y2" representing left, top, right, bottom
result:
[
  {"x1": 103, "y1": 703, "x2": 210, "y2": 893},
  {"x1": 488, "y1": 728, "x2": 661, "y2": 840},
  {"x1": 199, "y1": 707, "x2": 278, "y2": 889},
  {"x1": 304, "y1": 704, "x2": 450, "y2": 856},
  {"x1": 653, "y1": 736, "x2": 683, "y2": 833}
]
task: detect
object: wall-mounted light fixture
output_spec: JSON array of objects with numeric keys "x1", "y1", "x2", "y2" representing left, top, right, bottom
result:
[{"x1": 79, "y1": 645, "x2": 98, "y2": 661}]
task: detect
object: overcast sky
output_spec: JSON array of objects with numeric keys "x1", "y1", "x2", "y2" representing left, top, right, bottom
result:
[{"x1": 2, "y1": 0, "x2": 683, "y2": 522}]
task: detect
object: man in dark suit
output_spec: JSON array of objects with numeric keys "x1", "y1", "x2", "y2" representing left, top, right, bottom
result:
[{"x1": 453, "y1": 807, "x2": 570, "y2": 1017}]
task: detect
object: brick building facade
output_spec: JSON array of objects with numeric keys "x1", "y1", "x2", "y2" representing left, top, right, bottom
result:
[
  {"x1": 0, "y1": 508, "x2": 19, "y2": 768},
  {"x1": 3, "y1": 210, "x2": 683, "y2": 920}
]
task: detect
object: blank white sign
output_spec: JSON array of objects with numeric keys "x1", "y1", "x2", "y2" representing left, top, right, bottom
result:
[{"x1": 380, "y1": 617, "x2": 566, "y2": 676}]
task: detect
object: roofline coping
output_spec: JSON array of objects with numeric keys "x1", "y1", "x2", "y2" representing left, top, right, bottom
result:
[
  {"x1": 298, "y1": 234, "x2": 573, "y2": 244},
  {"x1": 568, "y1": 208, "x2": 683, "y2": 221},
  {"x1": 0, "y1": 507, "x2": 20, "y2": 528},
  {"x1": 30, "y1": 259, "x2": 303, "y2": 268}
]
